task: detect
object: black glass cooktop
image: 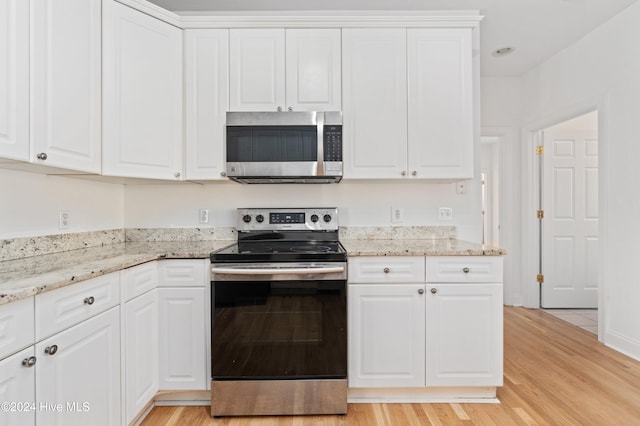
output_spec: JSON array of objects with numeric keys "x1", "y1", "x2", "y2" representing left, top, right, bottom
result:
[{"x1": 211, "y1": 238, "x2": 347, "y2": 263}]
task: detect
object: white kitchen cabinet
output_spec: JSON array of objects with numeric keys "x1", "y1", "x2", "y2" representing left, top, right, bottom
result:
[
  {"x1": 124, "y1": 289, "x2": 158, "y2": 424},
  {"x1": 425, "y1": 283, "x2": 503, "y2": 387},
  {"x1": 342, "y1": 29, "x2": 408, "y2": 179},
  {"x1": 102, "y1": 0, "x2": 183, "y2": 180},
  {"x1": 0, "y1": 296, "x2": 34, "y2": 360},
  {"x1": 36, "y1": 307, "x2": 121, "y2": 426},
  {"x1": 0, "y1": 0, "x2": 29, "y2": 161},
  {"x1": 343, "y1": 28, "x2": 475, "y2": 180},
  {"x1": 121, "y1": 260, "x2": 158, "y2": 301},
  {"x1": 157, "y1": 288, "x2": 207, "y2": 390},
  {"x1": 30, "y1": 0, "x2": 102, "y2": 173},
  {"x1": 229, "y1": 28, "x2": 341, "y2": 112},
  {"x1": 349, "y1": 284, "x2": 426, "y2": 388},
  {"x1": 407, "y1": 29, "x2": 473, "y2": 179},
  {"x1": 184, "y1": 29, "x2": 228, "y2": 180},
  {"x1": 0, "y1": 347, "x2": 36, "y2": 426}
]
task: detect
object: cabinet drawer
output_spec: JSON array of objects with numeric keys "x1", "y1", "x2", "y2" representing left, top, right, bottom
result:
[
  {"x1": 122, "y1": 261, "x2": 158, "y2": 301},
  {"x1": 348, "y1": 257, "x2": 425, "y2": 283},
  {"x1": 426, "y1": 256, "x2": 503, "y2": 283},
  {"x1": 0, "y1": 297, "x2": 34, "y2": 359},
  {"x1": 158, "y1": 259, "x2": 207, "y2": 287},
  {"x1": 35, "y1": 272, "x2": 120, "y2": 341}
]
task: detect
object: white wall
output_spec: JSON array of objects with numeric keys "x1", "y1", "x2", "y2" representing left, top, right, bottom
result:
[
  {"x1": 124, "y1": 180, "x2": 483, "y2": 241},
  {"x1": 0, "y1": 169, "x2": 124, "y2": 239},
  {"x1": 519, "y1": 1, "x2": 640, "y2": 360}
]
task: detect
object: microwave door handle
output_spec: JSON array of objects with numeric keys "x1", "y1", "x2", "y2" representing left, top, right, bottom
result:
[{"x1": 317, "y1": 112, "x2": 325, "y2": 176}]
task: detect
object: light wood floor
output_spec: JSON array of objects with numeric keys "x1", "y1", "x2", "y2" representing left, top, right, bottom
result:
[{"x1": 141, "y1": 307, "x2": 640, "y2": 425}]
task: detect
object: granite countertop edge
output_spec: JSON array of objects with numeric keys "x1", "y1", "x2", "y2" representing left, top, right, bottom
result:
[{"x1": 0, "y1": 239, "x2": 505, "y2": 306}]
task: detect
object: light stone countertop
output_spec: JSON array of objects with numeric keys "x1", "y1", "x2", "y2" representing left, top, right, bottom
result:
[{"x1": 0, "y1": 238, "x2": 504, "y2": 306}]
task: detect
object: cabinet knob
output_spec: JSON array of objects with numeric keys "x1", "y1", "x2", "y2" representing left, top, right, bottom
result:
[
  {"x1": 412, "y1": 170, "x2": 417, "y2": 176},
  {"x1": 401, "y1": 171, "x2": 407, "y2": 176},
  {"x1": 418, "y1": 288, "x2": 424, "y2": 295},
  {"x1": 84, "y1": 296, "x2": 95, "y2": 305},
  {"x1": 288, "y1": 106, "x2": 293, "y2": 111},
  {"x1": 277, "y1": 106, "x2": 283, "y2": 112},
  {"x1": 383, "y1": 267, "x2": 390, "y2": 274},
  {"x1": 430, "y1": 288, "x2": 438, "y2": 294},
  {"x1": 22, "y1": 356, "x2": 37, "y2": 367},
  {"x1": 36, "y1": 152, "x2": 48, "y2": 160},
  {"x1": 220, "y1": 171, "x2": 227, "y2": 177},
  {"x1": 462, "y1": 267, "x2": 470, "y2": 273},
  {"x1": 45, "y1": 345, "x2": 58, "y2": 356},
  {"x1": 174, "y1": 172, "x2": 181, "y2": 179}
]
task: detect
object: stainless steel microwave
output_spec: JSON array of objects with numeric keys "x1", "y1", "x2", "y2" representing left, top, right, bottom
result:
[{"x1": 225, "y1": 111, "x2": 343, "y2": 184}]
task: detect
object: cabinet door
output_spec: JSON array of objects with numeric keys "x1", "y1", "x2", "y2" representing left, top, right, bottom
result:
[
  {"x1": 102, "y1": 0, "x2": 183, "y2": 180},
  {"x1": 285, "y1": 29, "x2": 341, "y2": 111},
  {"x1": 36, "y1": 307, "x2": 120, "y2": 426},
  {"x1": 0, "y1": 347, "x2": 36, "y2": 426},
  {"x1": 157, "y1": 288, "x2": 207, "y2": 390},
  {"x1": 229, "y1": 29, "x2": 285, "y2": 111},
  {"x1": 349, "y1": 284, "x2": 425, "y2": 388},
  {"x1": 124, "y1": 290, "x2": 158, "y2": 424},
  {"x1": 31, "y1": 0, "x2": 101, "y2": 173},
  {"x1": 425, "y1": 283, "x2": 503, "y2": 386},
  {"x1": 0, "y1": 296, "x2": 34, "y2": 360},
  {"x1": 408, "y1": 29, "x2": 473, "y2": 179},
  {"x1": 0, "y1": 0, "x2": 29, "y2": 161},
  {"x1": 342, "y1": 29, "x2": 407, "y2": 179},
  {"x1": 185, "y1": 29, "x2": 228, "y2": 180}
]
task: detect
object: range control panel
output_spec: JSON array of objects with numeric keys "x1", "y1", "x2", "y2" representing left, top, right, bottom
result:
[{"x1": 236, "y1": 208, "x2": 338, "y2": 232}]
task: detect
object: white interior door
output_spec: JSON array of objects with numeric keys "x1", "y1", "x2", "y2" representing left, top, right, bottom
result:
[{"x1": 541, "y1": 120, "x2": 598, "y2": 308}]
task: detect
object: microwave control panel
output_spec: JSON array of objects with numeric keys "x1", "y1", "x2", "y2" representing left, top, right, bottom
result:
[{"x1": 324, "y1": 125, "x2": 343, "y2": 162}]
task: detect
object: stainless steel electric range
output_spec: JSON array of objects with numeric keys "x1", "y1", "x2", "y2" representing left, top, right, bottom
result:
[{"x1": 209, "y1": 208, "x2": 347, "y2": 417}]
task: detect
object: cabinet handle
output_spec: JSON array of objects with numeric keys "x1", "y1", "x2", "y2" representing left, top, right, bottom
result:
[
  {"x1": 277, "y1": 106, "x2": 283, "y2": 112},
  {"x1": 36, "y1": 153, "x2": 48, "y2": 160},
  {"x1": 22, "y1": 356, "x2": 37, "y2": 367},
  {"x1": 412, "y1": 170, "x2": 417, "y2": 176},
  {"x1": 220, "y1": 171, "x2": 227, "y2": 177},
  {"x1": 84, "y1": 296, "x2": 95, "y2": 305},
  {"x1": 383, "y1": 267, "x2": 390, "y2": 274},
  {"x1": 430, "y1": 288, "x2": 438, "y2": 294},
  {"x1": 45, "y1": 345, "x2": 58, "y2": 356},
  {"x1": 401, "y1": 171, "x2": 407, "y2": 176},
  {"x1": 174, "y1": 172, "x2": 181, "y2": 179},
  {"x1": 418, "y1": 288, "x2": 424, "y2": 295},
  {"x1": 462, "y1": 267, "x2": 470, "y2": 273},
  {"x1": 288, "y1": 106, "x2": 293, "y2": 111}
]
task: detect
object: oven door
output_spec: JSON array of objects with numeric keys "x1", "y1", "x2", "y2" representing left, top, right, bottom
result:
[{"x1": 211, "y1": 263, "x2": 347, "y2": 380}]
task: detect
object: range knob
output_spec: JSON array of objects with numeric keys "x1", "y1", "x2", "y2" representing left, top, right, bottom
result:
[
  {"x1": 323, "y1": 214, "x2": 332, "y2": 223},
  {"x1": 310, "y1": 214, "x2": 319, "y2": 223},
  {"x1": 256, "y1": 214, "x2": 264, "y2": 223},
  {"x1": 242, "y1": 215, "x2": 252, "y2": 223}
]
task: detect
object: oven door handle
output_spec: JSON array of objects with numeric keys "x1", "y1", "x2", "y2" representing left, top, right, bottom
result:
[{"x1": 211, "y1": 265, "x2": 345, "y2": 275}]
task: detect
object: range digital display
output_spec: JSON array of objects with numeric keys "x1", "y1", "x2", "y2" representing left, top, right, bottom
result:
[{"x1": 270, "y1": 212, "x2": 305, "y2": 224}]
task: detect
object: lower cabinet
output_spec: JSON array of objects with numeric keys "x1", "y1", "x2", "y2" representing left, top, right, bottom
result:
[
  {"x1": 157, "y1": 288, "x2": 207, "y2": 390},
  {"x1": 348, "y1": 284, "x2": 425, "y2": 388},
  {"x1": 124, "y1": 289, "x2": 159, "y2": 424},
  {"x1": 0, "y1": 347, "x2": 36, "y2": 426},
  {"x1": 36, "y1": 307, "x2": 121, "y2": 426},
  {"x1": 348, "y1": 255, "x2": 504, "y2": 393}
]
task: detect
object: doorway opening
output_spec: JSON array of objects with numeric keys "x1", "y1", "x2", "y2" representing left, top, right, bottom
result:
[{"x1": 538, "y1": 110, "x2": 598, "y2": 310}]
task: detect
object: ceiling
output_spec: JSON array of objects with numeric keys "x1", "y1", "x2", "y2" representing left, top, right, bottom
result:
[{"x1": 145, "y1": 0, "x2": 638, "y2": 77}]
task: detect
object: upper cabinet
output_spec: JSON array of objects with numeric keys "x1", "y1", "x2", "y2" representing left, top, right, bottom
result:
[
  {"x1": 31, "y1": 0, "x2": 102, "y2": 173},
  {"x1": 408, "y1": 29, "x2": 473, "y2": 180},
  {"x1": 102, "y1": 0, "x2": 183, "y2": 180},
  {"x1": 342, "y1": 29, "x2": 408, "y2": 179},
  {"x1": 343, "y1": 28, "x2": 474, "y2": 180},
  {"x1": 229, "y1": 28, "x2": 341, "y2": 112},
  {"x1": 184, "y1": 29, "x2": 228, "y2": 180},
  {"x1": 0, "y1": 0, "x2": 29, "y2": 161}
]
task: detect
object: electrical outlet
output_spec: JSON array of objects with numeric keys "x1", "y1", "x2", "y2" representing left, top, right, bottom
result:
[
  {"x1": 438, "y1": 207, "x2": 453, "y2": 221},
  {"x1": 455, "y1": 182, "x2": 466, "y2": 195},
  {"x1": 199, "y1": 208, "x2": 209, "y2": 224},
  {"x1": 391, "y1": 207, "x2": 404, "y2": 223},
  {"x1": 59, "y1": 211, "x2": 70, "y2": 229}
]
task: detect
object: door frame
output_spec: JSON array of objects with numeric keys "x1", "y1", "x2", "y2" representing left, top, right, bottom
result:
[{"x1": 521, "y1": 97, "x2": 608, "y2": 341}]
